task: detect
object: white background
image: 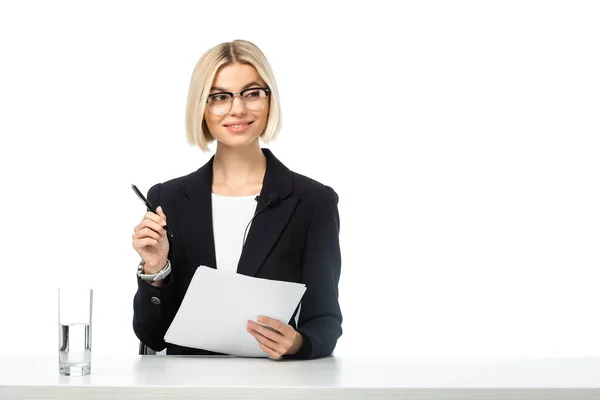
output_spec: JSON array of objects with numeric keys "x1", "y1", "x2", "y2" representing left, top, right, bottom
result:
[{"x1": 0, "y1": 0, "x2": 599, "y2": 357}]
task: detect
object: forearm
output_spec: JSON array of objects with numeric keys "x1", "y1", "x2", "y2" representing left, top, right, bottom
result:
[
  {"x1": 290, "y1": 186, "x2": 343, "y2": 360},
  {"x1": 132, "y1": 277, "x2": 174, "y2": 351},
  {"x1": 289, "y1": 316, "x2": 342, "y2": 359}
]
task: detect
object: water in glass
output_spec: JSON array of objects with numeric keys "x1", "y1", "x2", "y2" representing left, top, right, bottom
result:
[{"x1": 58, "y1": 322, "x2": 91, "y2": 376}]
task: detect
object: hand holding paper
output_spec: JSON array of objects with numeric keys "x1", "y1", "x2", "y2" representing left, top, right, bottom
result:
[
  {"x1": 164, "y1": 266, "x2": 306, "y2": 357},
  {"x1": 247, "y1": 315, "x2": 303, "y2": 358}
]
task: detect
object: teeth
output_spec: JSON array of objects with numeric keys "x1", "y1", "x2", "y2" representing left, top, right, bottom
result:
[{"x1": 229, "y1": 123, "x2": 249, "y2": 128}]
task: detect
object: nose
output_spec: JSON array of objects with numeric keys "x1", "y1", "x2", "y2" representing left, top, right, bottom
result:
[{"x1": 228, "y1": 94, "x2": 248, "y2": 116}]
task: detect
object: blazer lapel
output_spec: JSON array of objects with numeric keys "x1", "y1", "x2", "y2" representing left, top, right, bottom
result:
[
  {"x1": 175, "y1": 158, "x2": 217, "y2": 271},
  {"x1": 237, "y1": 149, "x2": 298, "y2": 277},
  {"x1": 172, "y1": 148, "x2": 297, "y2": 277}
]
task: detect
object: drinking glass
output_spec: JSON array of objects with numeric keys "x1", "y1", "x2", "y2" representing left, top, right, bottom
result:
[{"x1": 58, "y1": 288, "x2": 93, "y2": 376}]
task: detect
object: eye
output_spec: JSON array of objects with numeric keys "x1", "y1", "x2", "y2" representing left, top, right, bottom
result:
[
  {"x1": 211, "y1": 93, "x2": 231, "y2": 102},
  {"x1": 243, "y1": 89, "x2": 262, "y2": 99}
]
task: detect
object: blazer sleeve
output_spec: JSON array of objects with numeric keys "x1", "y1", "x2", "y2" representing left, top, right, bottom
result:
[
  {"x1": 286, "y1": 186, "x2": 343, "y2": 359},
  {"x1": 132, "y1": 183, "x2": 176, "y2": 352}
]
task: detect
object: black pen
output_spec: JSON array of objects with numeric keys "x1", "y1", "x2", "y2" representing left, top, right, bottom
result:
[{"x1": 131, "y1": 184, "x2": 174, "y2": 238}]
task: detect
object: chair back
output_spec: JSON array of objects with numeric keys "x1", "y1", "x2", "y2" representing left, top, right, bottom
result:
[{"x1": 139, "y1": 342, "x2": 166, "y2": 355}]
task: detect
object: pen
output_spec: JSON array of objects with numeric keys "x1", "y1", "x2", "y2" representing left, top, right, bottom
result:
[{"x1": 131, "y1": 184, "x2": 174, "y2": 238}]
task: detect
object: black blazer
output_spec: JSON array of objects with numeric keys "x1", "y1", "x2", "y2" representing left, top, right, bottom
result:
[{"x1": 133, "y1": 148, "x2": 342, "y2": 359}]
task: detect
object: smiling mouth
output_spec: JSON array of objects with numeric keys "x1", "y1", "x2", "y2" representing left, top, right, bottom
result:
[{"x1": 225, "y1": 121, "x2": 254, "y2": 128}]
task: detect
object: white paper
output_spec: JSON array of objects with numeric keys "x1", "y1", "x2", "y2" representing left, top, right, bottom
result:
[{"x1": 164, "y1": 266, "x2": 306, "y2": 357}]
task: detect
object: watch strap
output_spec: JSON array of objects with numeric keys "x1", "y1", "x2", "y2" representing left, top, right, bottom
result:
[{"x1": 137, "y1": 259, "x2": 171, "y2": 281}]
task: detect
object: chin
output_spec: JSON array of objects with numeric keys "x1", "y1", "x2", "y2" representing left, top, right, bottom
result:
[{"x1": 215, "y1": 133, "x2": 260, "y2": 149}]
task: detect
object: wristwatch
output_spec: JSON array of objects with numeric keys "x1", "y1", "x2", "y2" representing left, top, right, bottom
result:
[{"x1": 137, "y1": 259, "x2": 171, "y2": 282}]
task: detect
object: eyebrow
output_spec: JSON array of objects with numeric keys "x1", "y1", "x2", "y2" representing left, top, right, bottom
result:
[{"x1": 210, "y1": 81, "x2": 263, "y2": 92}]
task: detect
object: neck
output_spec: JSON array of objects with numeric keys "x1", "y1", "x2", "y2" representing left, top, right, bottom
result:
[{"x1": 212, "y1": 143, "x2": 266, "y2": 189}]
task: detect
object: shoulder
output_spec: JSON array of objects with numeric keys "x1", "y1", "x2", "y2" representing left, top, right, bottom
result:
[
  {"x1": 264, "y1": 147, "x2": 339, "y2": 206},
  {"x1": 146, "y1": 169, "x2": 202, "y2": 199},
  {"x1": 290, "y1": 171, "x2": 340, "y2": 232},
  {"x1": 291, "y1": 170, "x2": 339, "y2": 206}
]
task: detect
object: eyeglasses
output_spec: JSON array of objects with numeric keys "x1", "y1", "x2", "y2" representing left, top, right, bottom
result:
[{"x1": 206, "y1": 87, "x2": 271, "y2": 115}]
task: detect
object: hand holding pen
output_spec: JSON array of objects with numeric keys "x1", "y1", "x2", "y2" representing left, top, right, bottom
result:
[
  {"x1": 131, "y1": 184, "x2": 173, "y2": 275},
  {"x1": 131, "y1": 184, "x2": 174, "y2": 238}
]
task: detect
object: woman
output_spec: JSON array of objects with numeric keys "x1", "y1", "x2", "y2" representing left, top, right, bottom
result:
[{"x1": 131, "y1": 40, "x2": 342, "y2": 360}]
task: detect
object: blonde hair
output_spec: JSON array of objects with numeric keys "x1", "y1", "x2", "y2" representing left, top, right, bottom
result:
[{"x1": 185, "y1": 40, "x2": 282, "y2": 152}]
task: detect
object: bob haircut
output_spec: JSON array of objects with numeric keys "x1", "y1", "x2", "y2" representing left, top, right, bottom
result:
[{"x1": 185, "y1": 40, "x2": 282, "y2": 152}]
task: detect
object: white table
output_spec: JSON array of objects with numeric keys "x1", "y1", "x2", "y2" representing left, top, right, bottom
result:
[{"x1": 2, "y1": 354, "x2": 600, "y2": 399}]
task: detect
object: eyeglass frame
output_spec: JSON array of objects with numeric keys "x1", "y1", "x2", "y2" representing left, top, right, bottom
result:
[{"x1": 206, "y1": 87, "x2": 271, "y2": 114}]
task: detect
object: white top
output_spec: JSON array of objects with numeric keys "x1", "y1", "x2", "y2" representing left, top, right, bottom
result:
[
  {"x1": 2, "y1": 354, "x2": 600, "y2": 399},
  {"x1": 211, "y1": 193, "x2": 259, "y2": 273}
]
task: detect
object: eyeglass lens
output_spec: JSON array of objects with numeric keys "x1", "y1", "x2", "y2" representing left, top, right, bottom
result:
[{"x1": 208, "y1": 89, "x2": 269, "y2": 115}]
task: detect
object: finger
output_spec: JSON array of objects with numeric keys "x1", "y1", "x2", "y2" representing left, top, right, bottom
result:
[
  {"x1": 248, "y1": 321, "x2": 284, "y2": 341},
  {"x1": 259, "y1": 343, "x2": 282, "y2": 359},
  {"x1": 144, "y1": 211, "x2": 166, "y2": 227},
  {"x1": 247, "y1": 326, "x2": 286, "y2": 355},
  {"x1": 156, "y1": 206, "x2": 167, "y2": 222},
  {"x1": 257, "y1": 316, "x2": 287, "y2": 332},
  {"x1": 132, "y1": 227, "x2": 161, "y2": 241},
  {"x1": 247, "y1": 330, "x2": 283, "y2": 359},
  {"x1": 136, "y1": 219, "x2": 166, "y2": 235},
  {"x1": 133, "y1": 237, "x2": 158, "y2": 249}
]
